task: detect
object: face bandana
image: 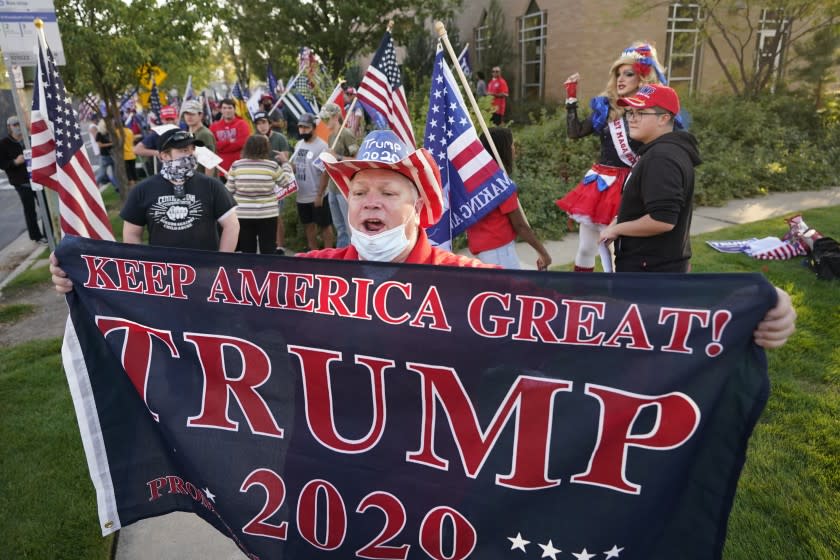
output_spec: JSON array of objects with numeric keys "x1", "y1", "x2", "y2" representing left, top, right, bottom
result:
[
  {"x1": 160, "y1": 155, "x2": 197, "y2": 189},
  {"x1": 349, "y1": 209, "x2": 418, "y2": 262}
]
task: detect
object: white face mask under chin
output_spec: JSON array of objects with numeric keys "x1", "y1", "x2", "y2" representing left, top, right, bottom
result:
[{"x1": 349, "y1": 214, "x2": 415, "y2": 262}]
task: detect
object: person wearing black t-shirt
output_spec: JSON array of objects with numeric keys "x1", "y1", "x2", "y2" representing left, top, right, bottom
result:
[{"x1": 120, "y1": 128, "x2": 239, "y2": 251}]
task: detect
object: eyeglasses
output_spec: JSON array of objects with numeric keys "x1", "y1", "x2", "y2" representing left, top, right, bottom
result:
[
  {"x1": 492, "y1": 69, "x2": 501, "y2": 74},
  {"x1": 160, "y1": 131, "x2": 194, "y2": 151},
  {"x1": 624, "y1": 110, "x2": 664, "y2": 120}
]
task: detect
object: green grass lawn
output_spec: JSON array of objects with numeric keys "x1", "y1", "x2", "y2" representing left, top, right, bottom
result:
[
  {"x1": 691, "y1": 206, "x2": 840, "y2": 559},
  {"x1": 0, "y1": 339, "x2": 115, "y2": 558},
  {"x1": 0, "y1": 304, "x2": 35, "y2": 324},
  {"x1": 0, "y1": 206, "x2": 836, "y2": 558}
]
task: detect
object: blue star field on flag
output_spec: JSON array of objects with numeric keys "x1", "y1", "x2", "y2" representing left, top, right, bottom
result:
[{"x1": 423, "y1": 44, "x2": 517, "y2": 246}]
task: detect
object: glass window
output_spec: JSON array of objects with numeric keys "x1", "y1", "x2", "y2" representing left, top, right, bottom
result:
[
  {"x1": 665, "y1": 3, "x2": 704, "y2": 93},
  {"x1": 518, "y1": 0, "x2": 546, "y2": 101},
  {"x1": 756, "y1": 9, "x2": 790, "y2": 91},
  {"x1": 475, "y1": 10, "x2": 489, "y2": 69}
]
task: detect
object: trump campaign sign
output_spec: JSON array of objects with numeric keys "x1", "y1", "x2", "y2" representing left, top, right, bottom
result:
[{"x1": 56, "y1": 236, "x2": 776, "y2": 560}]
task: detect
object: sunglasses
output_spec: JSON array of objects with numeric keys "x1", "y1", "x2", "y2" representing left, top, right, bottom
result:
[{"x1": 160, "y1": 131, "x2": 195, "y2": 151}]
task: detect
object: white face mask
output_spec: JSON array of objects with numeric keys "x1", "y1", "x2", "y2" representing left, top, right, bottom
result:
[{"x1": 349, "y1": 213, "x2": 416, "y2": 262}]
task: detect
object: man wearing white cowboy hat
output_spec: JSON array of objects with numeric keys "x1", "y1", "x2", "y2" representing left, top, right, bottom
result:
[{"x1": 302, "y1": 129, "x2": 493, "y2": 267}]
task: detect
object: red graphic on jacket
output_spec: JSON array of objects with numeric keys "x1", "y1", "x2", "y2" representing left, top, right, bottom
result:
[{"x1": 210, "y1": 116, "x2": 250, "y2": 172}]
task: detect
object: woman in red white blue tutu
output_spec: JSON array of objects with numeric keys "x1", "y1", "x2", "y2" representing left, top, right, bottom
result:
[{"x1": 556, "y1": 43, "x2": 669, "y2": 272}]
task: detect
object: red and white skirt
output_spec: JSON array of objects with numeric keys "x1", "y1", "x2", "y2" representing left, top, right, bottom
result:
[{"x1": 555, "y1": 163, "x2": 631, "y2": 226}]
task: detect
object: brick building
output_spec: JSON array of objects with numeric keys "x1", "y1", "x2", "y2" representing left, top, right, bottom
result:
[{"x1": 454, "y1": 0, "x2": 804, "y2": 103}]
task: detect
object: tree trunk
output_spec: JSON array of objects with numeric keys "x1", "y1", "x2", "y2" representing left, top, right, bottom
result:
[{"x1": 103, "y1": 101, "x2": 129, "y2": 201}]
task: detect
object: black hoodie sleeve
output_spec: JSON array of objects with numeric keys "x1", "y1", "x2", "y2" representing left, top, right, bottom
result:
[{"x1": 639, "y1": 154, "x2": 687, "y2": 225}]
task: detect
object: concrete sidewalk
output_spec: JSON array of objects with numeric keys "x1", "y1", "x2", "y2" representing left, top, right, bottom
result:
[{"x1": 110, "y1": 186, "x2": 840, "y2": 560}]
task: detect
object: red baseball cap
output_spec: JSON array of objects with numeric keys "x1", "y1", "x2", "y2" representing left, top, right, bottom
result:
[
  {"x1": 618, "y1": 84, "x2": 680, "y2": 115},
  {"x1": 160, "y1": 105, "x2": 178, "y2": 120}
]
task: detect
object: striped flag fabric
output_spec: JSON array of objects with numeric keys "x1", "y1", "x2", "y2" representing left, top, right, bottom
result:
[
  {"x1": 423, "y1": 43, "x2": 516, "y2": 247},
  {"x1": 282, "y1": 76, "x2": 318, "y2": 120},
  {"x1": 30, "y1": 34, "x2": 114, "y2": 241},
  {"x1": 119, "y1": 87, "x2": 137, "y2": 117},
  {"x1": 357, "y1": 30, "x2": 415, "y2": 146},
  {"x1": 457, "y1": 44, "x2": 472, "y2": 77},
  {"x1": 77, "y1": 93, "x2": 99, "y2": 123},
  {"x1": 324, "y1": 83, "x2": 346, "y2": 118}
]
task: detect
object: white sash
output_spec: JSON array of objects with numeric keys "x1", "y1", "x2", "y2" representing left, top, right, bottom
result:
[{"x1": 608, "y1": 118, "x2": 638, "y2": 167}]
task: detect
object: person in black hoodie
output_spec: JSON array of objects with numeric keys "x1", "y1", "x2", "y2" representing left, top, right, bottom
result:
[
  {"x1": 0, "y1": 116, "x2": 45, "y2": 242},
  {"x1": 600, "y1": 84, "x2": 701, "y2": 273}
]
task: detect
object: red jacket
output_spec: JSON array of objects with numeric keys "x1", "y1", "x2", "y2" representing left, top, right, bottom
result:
[
  {"x1": 298, "y1": 229, "x2": 498, "y2": 268},
  {"x1": 209, "y1": 116, "x2": 251, "y2": 171}
]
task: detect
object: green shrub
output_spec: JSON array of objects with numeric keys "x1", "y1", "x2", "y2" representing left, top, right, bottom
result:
[
  {"x1": 280, "y1": 91, "x2": 838, "y2": 249},
  {"x1": 684, "y1": 92, "x2": 840, "y2": 205},
  {"x1": 510, "y1": 108, "x2": 599, "y2": 240}
]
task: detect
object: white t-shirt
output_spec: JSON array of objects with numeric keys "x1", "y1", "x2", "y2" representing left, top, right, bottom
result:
[{"x1": 291, "y1": 137, "x2": 327, "y2": 204}]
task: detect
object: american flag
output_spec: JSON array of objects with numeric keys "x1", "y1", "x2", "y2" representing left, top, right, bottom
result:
[
  {"x1": 149, "y1": 75, "x2": 162, "y2": 122},
  {"x1": 423, "y1": 43, "x2": 516, "y2": 246},
  {"x1": 30, "y1": 36, "x2": 114, "y2": 241},
  {"x1": 357, "y1": 30, "x2": 415, "y2": 146},
  {"x1": 77, "y1": 93, "x2": 100, "y2": 124},
  {"x1": 119, "y1": 87, "x2": 137, "y2": 117}
]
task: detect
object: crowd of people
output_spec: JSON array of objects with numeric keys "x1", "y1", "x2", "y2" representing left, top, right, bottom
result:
[{"x1": 37, "y1": 42, "x2": 797, "y2": 347}]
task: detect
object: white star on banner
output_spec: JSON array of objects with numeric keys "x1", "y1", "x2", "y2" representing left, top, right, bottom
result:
[
  {"x1": 572, "y1": 548, "x2": 596, "y2": 560},
  {"x1": 539, "y1": 540, "x2": 561, "y2": 559},
  {"x1": 604, "y1": 545, "x2": 624, "y2": 558},
  {"x1": 203, "y1": 488, "x2": 216, "y2": 502},
  {"x1": 507, "y1": 532, "x2": 530, "y2": 552}
]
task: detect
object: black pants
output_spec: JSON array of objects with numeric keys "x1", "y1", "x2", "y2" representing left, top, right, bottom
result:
[
  {"x1": 13, "y1": 183, "x2": 43, "y2": 241},
  {"x1": 237, "y1": 217, "x2": 278, "y2": 254},
  {"x1": 615, "y1": 256, "x2": 690, "y2": 273}
]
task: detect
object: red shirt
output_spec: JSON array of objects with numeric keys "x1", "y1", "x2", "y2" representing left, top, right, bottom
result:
[
  {"x1": 465, "y1": 192, "x2": 519, "y2": 254},
  {"x1": 298, "y1": 229, "x2": 498, "y2": 268},
  {"x1": 487, "y1": 77, "x2": 509, "y2": 116},
  {"x1": 210, "y1": 116, "x2": 251, "y2": 171}
]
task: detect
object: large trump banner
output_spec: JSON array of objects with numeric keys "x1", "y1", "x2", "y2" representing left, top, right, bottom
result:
[{"x1": 57, "y1": 236, "x2": 776, "y2": 560}]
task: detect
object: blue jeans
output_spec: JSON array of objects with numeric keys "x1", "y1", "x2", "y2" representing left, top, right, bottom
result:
[
  {"x1": 328, "y1": 191, "x2": 350, "y2": 248},
  {"x1": 476, "y1": 240, "x2": 521, "y2": 269},
  {"x1": 95, "y1": 154, "x2": 116, "y2": 187}
]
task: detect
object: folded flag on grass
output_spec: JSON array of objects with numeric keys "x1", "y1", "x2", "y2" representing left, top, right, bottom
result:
[{"x1": 707, "y1": 237, "x2": 806, "y2": 260}]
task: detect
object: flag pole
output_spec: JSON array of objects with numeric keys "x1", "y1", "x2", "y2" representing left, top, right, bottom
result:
[
  {"x1": 329, "y1": 97, "x2": 357, "y2": 150},
  {"x1": 434, "y1": 21, "x2": 538, "y2": 230},
  {"x1": 29, "y1": 18, "x2": 58, "y2": 250},
  {"x1": 435, "y1": 21, "x2": 505, "y2": 173},
  {"x1": 268, "y1": 70, "x2": 303, "y2": 116}
]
